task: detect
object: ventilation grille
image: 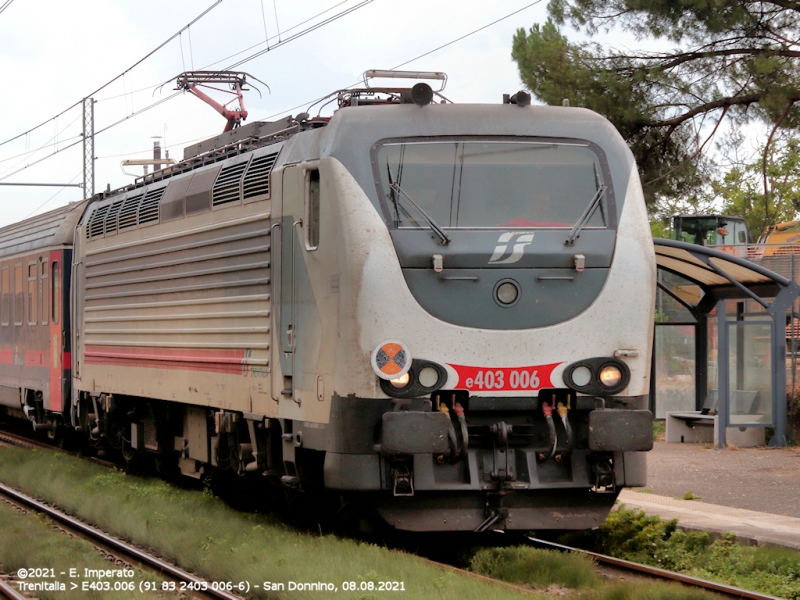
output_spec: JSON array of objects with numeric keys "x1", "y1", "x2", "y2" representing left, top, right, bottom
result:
[
  {"x1": 212, "y1": 161, "x2": 249, "y2": 206},
  {"x1": 118, "y1": 194, "x2": 143, "y2": 230},
  {"x1": 103, "y1": 198, "x2": 125, "y2": 235},
  {"x1": 139, "y1": 186, "x2": 165, "y2": 224},
  {"x1": 243, "y1": 151, "x2": 279, "y2": 200},
  {"x1": 87, "y1": 204, "x2": 110, "y2": 239}
]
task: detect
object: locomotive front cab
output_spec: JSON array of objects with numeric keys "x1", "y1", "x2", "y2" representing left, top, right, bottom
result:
[{"x1": 314, "y1": 104, "x2": 656, "y2": 532}]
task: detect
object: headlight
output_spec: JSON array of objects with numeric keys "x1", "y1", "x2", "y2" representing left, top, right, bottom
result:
[
  {"x1": 417, "y1": 366, "x2": 439, "y2": 388},
  {"x1": 390, "y1": 373, "x2": 411, "y2": 388},
  {"x1": 379, "y1": 359, "x2": 447, "y2": 398},
  {"x1": 599, "y1": 365, "x2": 622, "y2": 388},
  {"x1": 563, "y1": 357, "x2": 630, "y2": 395}
]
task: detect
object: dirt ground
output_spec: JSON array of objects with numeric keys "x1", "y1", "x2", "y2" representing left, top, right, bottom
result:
[{"x1": 642, "y1": 441, "x2": 800, "y2": 518}]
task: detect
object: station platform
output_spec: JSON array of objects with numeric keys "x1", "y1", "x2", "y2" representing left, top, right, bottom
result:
[
  {"x1": 617, "y1": 441, "x2": 800, "y2": 551},
  {"x1": 618, "y1": 489, "x2": 800, "y2": 550}
]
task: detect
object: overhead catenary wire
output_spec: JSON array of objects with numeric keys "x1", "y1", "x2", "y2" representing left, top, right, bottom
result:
[
  {"x1": 2, "y1": 0, "x2": 372, "y2": 167},
  {"x1": 24, "y1": 171, "x2": 82, "y2": 219},
  {"x1": 261, "y1": 0, "x2": 545, "y2": 123},
  {"x1": 0, "y1": 113, "x2": 83, "y2": 176},
  {"x1": 391, "y1": 0, "x2": 543, "y2": 70},
  {"x1": 0, "y1": 0, "x2": 14, "y2": 15},
  {"x1": 93, "y1": 0, "x2": 358, "y2": 104},
  {"x1": 1, "y1": 0, "x2": 375, "y2": 188},
  {"x1": 4, "y1": 0, "x2": 536, "y2": 216},
  {"x1": 223, "y1": 0, "x2": 373, "y2": 71},
  {"x1": 0, "y1": 0, "x2": 225, "y2": 151}
]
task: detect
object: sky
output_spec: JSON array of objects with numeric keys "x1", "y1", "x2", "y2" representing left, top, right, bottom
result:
[{"x1": 0, "y1": 0, "x2": 639, "y2": 229}]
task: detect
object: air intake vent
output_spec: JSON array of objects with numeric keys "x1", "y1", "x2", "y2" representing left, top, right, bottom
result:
[
  {"x1": 243, "y1": 151, "x2": 279, "y2": 199},
  {"x1": 87, "y1": 204, "x2": 110, "y2": 239},
  {"x1": 212, "y1": 161, "x2": 249, "y2": 206},
  {"x1": 118, "y1": 194, "x2": 143, "y2": 230},
  {"x1": 103, "y1": 198, "x2": 125, "y2": 235},
  {"x1": 139, "y1": 186, "x2": 166, "y2": 224}
]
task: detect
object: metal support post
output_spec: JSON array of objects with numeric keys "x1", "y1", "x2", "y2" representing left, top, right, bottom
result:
[
  {"x1": 768, "y1": 289, "x2": 793, "y2": 447},
  {"x1": 695, "y1": 316, "x2": 708, "y2": 411},
  {"x1": 716, "y1": 300, "x2": 728, "y2": 448},
  {"x1": 82, "y1": 97, "x2": 95, "y2": 198}
]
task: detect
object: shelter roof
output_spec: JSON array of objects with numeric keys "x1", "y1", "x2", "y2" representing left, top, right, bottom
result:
[{"x1": 654, "y1": 238, "x2": 791, "y2": 305}]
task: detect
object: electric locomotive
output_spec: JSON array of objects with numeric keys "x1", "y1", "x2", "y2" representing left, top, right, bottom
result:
[{"x1": 0, "y1": 73, "x2": 655, "y2": 532}]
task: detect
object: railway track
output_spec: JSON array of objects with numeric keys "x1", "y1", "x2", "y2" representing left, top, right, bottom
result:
[
  {"x1": 524, "y1": 536, "x2": 783, "y2": 600},
  {"x1": 0, "y1": 480, "x2": 243, "y2": 600},
  {"x1": 0, "y1": 426, "x2": 786, "y2": 600}
]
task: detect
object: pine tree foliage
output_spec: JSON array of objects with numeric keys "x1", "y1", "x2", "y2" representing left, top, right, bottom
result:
[{"x1": 512, "y1": 1, "x2": 800, "y2": 207}]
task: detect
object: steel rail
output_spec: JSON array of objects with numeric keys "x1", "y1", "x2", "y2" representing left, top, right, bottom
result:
[
  {"x1": 0, "y1": 578, "x2": 27, "y2": 600},
  {"x1": 0, "y1": 426, "x2": 779, "y2": 599},
  {"x1": 0, "y1": 429, "x2": 117, "y2": 468},
  {"x1": 526, "y1": 536, "x2": 783, "y2": 600},
  {"x1": 0, "y1": 482, "x2": 243, "y2": 600}
]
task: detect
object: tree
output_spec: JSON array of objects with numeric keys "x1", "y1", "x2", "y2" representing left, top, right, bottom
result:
[
  {"x1": 511, "y1": 1, "x2": 800, "y2": 208},
  {"x1": 712, "y1": 135, "x2": 800, "y2": 238}
]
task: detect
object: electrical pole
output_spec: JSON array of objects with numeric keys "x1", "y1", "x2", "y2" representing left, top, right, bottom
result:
[{"x1": 82, "y1": 97, "x2": 95, "y2": 198}]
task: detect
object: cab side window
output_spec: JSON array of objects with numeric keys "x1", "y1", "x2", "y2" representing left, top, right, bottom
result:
[
  {"x1": 306, "y1": 169, "x2": 320, "y2": 250},
  {"x1": 0, "y1": 268, "x2": 9, "y2": 326}
]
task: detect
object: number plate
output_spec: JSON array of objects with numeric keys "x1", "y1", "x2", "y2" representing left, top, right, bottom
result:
[{"x1": 447, "y1": 363, "x2": 561, "y2": 392}]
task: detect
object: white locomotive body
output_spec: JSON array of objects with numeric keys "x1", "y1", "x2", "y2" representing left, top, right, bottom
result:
[{"x1": 1, "y1": 85, "x2": 655, "y2": 532}]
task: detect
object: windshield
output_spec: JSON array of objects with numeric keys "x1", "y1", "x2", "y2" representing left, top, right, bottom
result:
[{"x1": 374, "y1": 139, "x2": 608, "y2": 229}]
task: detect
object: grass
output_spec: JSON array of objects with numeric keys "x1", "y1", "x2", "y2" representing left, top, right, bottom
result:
[
  {"x1": 470, "y1": 546, "x2": 599, "y2": 589},
  {"x1": 681, "y1": 491, "x2": 702, "y2": 500},
  {"x1": 652, "y1": 421, "x2": 666, "y2": 441},
  {"x1": 559, "y1": 507, "x2": 800, "y2": 599},
  {"x1": 0, "y1": 498, "x2": 163, "y2": 600},
  {"x1": 469, "y1": 546, "x2": 717, "y2": 599},
  {"x1": 0, "y1": 446, "x2": 542, "y2": 600}
]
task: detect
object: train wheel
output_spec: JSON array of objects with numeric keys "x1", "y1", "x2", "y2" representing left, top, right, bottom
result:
[
  {"x1": 121, "y1": 439, "x2": 142, "y2": 474},
  {"x1": 154, "y1": 452, "x2": 179, "y2": 481}
]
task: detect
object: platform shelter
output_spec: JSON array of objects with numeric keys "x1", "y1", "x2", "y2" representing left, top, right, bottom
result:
[{"x1": 651, "y1": 239, "x2": 800, "y2": 447}]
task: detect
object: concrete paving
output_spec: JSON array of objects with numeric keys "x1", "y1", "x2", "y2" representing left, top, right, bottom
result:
[{"x1": 617, "y1": 441, "x2": 800, "y2": 550}]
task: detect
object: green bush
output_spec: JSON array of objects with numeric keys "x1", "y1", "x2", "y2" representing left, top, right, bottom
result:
[
  {"x1": 561, "y1": 508, "x2": 800, "y2": 599},
  {"x1": 470, "y1": 546, "x2": 599, "y2": 589}
]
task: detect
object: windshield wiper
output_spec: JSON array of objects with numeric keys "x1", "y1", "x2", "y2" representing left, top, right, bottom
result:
[
  {"x1": 390, "y1": 182, "x2": 452, "y2": 245},
  {"x1": 565, "y1": 185, "x2": 607, "y2": 246},
  {"x1": 385, "y1": 161, "x2": 451, "y2": 245}
]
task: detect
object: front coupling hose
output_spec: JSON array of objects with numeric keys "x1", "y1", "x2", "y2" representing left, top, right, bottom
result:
[
  {"x1": 453, "y1": 401, "x2": 468, "y2": 458},
  {"x1": 538, "y1": 397, "x2": 558, "y2": 461},
  {"x1": 437, "y1": 401, "x2": 460, "y2": 460},
  {"x1": 556, "y1": 396, "x2": 574, "y2": 461}
]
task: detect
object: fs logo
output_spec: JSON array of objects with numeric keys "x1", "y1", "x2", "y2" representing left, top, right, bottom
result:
[{"x1": 488, "y1": 232, "x2": 534, "y2": 264}]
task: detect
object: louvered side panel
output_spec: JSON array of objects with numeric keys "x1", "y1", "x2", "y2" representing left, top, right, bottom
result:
[
  {"x1": 243, "y1": 151, "x2": 279, "y2": 200},
  {"x1": 139, "y1": 186, "x2": 165, "y2": 225},
  {"x1": 82, "y1": 216, "x2": 271, "y2": 373},
  {"x1": 87, "y1": 205, "x2": 110, "y2": 239},
  {"x1": 118, "y1": 194, "x2": 143, "y2": 230},
  {"x1": 104, "y1": 199, "x2": 125, "y2": 235},
  {"x1": 212, "y1": 161, "x2": 249, "y2": 207}
]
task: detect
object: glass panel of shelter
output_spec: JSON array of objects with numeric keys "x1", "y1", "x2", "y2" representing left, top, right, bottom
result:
[{"x1": 654, "y1": 270, "x2": 700, "y2": 419}]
